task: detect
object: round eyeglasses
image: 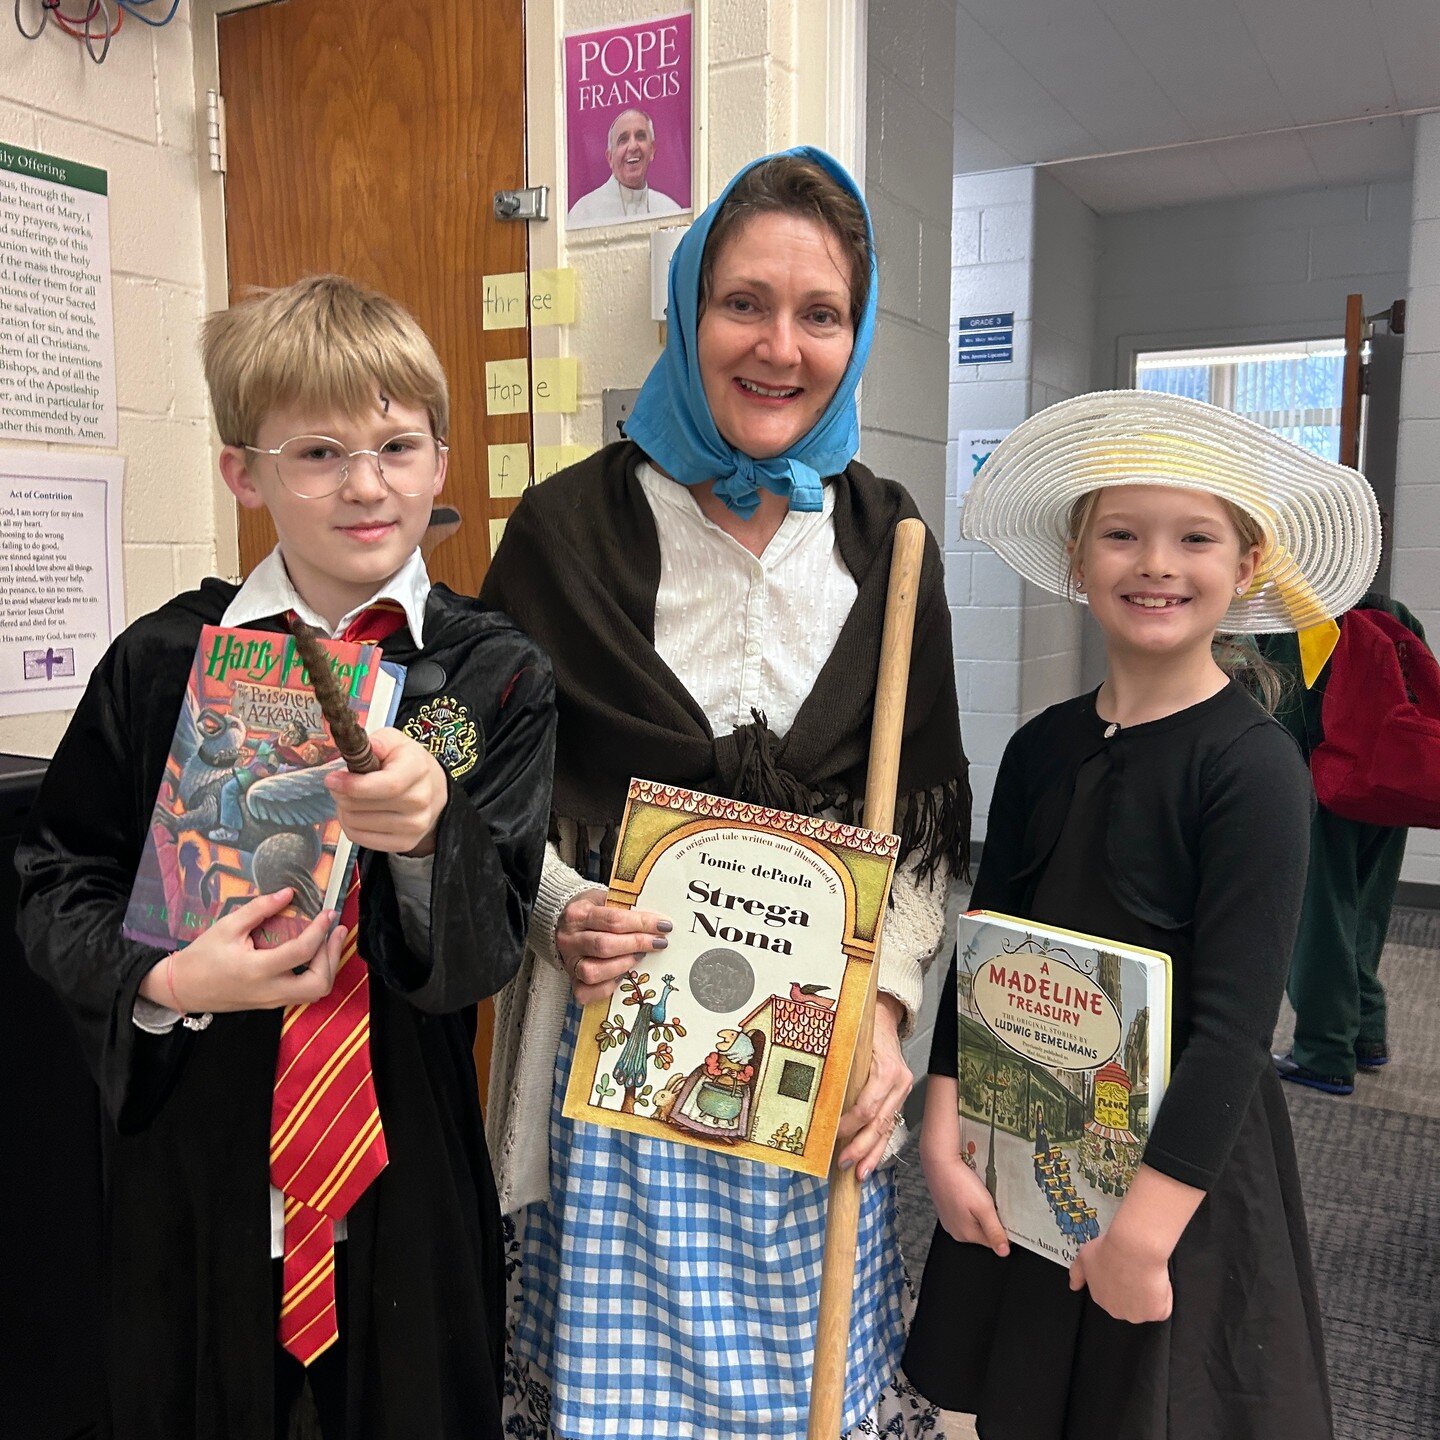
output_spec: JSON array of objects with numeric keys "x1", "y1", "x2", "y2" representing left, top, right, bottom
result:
[{"x1": 244, "y1": 432, "x2": 448, "y2": 500}]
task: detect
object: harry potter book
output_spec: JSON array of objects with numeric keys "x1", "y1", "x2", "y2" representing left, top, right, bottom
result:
[
  {"x1": 122, "y1": 626, "x2": 403, "y2": 951},
  {"x1": 562, "y1": 779, "x2": 900, "y2": 1177},
  {"x1": 954, "y1": 910, "x2": 1172, "y2": 1266}
]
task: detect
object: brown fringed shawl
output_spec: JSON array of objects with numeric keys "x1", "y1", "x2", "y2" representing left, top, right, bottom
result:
[{"x1": 480, "y1": 441, "x2": 970, "y2": 880}]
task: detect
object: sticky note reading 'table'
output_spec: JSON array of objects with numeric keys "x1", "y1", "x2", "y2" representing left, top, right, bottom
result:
[
  {"x1": 487, "y1": 443, "x2": 530, "y2": 497},
  {"x1": 485, "y1": 359, "x2": 529, "y2": 415},
  {"x1": 534, "y1": 444, "x2": 594, "y2": 482},
  {"x1": 482, "y1": 273, "x2": 527, "y2": 330},
  {"x1": 531, "y1": 357, "x2": 578, "y2": 413},
  {"x1": 530, "y1": 268, "x2": 577, "y2": 326},
  {"x1": 489, "y1": 517, "x2": 508, "y2": 556}
]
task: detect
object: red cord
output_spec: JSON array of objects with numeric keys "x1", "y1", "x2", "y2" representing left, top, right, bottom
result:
[{"x1": 50, "y1": 0, "x2": 123, "y2": 42}]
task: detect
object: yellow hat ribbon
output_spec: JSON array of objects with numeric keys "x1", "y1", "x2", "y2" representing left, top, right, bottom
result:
[{"x1": 1261, "y1": 556, "x2": 1341, "y2": 687}]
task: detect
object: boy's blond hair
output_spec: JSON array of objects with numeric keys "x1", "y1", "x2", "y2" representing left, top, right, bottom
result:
[{"x1": 202, "y1": 274, "x2": 449, "y2": 446}]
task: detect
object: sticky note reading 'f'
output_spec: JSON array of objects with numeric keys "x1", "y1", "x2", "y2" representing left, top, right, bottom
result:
[
  {"x1": 487, "y1": 443, "x2": 530, "y2": 497},
  {"x1": 531, "y1": 357, "x2": 579, "y2": 413},
  {"x1": 485, "y1": 360, "x2": 529, "y2": 415}
]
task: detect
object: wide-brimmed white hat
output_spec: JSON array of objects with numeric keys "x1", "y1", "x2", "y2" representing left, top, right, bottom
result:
[{"x1": 961, "y1": 389, "x2": 1381, "y2": 635}]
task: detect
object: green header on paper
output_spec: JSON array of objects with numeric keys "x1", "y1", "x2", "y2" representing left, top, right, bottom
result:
[{"x1": 0, "y1": 143, "x2": 107, "y2": 196}]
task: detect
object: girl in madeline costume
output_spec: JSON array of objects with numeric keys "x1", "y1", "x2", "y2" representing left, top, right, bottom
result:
[{"x1": 903, "y1": 390, "x2": 1381, "y2": 1440}]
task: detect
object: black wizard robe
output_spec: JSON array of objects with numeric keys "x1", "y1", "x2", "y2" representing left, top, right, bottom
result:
[{"x1": 15, "y1": 578, "x2": 556, "y2": 1440}]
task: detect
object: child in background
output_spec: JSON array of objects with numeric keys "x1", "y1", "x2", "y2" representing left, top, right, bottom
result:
[
  {"x1": 1260, "y1": 581, "x2": 1427, "y2": 1095},
  {"x1": 904, "y1": 391, "x2": 1381, "y2": 1440},
  {"x1": 16, "y1": 276, "x2": 556, "y2": 1440}
]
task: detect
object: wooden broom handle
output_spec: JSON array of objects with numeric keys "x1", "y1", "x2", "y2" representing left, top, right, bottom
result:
[{"x1": 808, "y1": 517, "x2": 928, "y2": 1437}]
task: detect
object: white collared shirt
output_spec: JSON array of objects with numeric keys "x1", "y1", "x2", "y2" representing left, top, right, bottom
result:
[
  {"x1": 635, "y1": 462, "x2": 858, "y2": 736},
  {"x1": 222, "y1": 545, "x2": 431, "y2": 647}
]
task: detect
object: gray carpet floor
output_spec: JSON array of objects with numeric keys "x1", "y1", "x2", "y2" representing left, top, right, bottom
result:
[{"x1": 896, "y1": 907, "x2": 1440, "y2": 1440}]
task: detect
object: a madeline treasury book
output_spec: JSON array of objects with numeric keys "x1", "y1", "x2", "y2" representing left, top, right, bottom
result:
[
  {"x1": 562, "y1": 779, "x2": 900, "y2": 1177},
  {"x1": 122, "y1": 626, "x2": 402, "y2": 952},
  {"x1": 954, "y1": 910, "x2": 1172, "y2": 1266}
]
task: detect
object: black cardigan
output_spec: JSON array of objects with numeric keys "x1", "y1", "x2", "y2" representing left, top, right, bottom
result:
[{"x1": 930, "y1": 681, "x2": 1313, "y2": 1190}]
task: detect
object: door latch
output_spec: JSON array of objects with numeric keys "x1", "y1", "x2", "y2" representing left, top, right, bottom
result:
[{"x1": 494, "y1": 186, "x2": 550, "y2": 222}]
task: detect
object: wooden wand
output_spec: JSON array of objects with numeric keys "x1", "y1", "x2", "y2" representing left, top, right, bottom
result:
[
  {"x1": 807, "y1": 516, "x2": 927, "y2": 1437},
  {"x1": 287, "y1": 617, "x2": 381, "y2": 774}
]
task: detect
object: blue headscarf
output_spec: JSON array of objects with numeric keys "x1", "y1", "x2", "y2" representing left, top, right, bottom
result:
[{"x1": 624, "y1": 146, "x2": 878, "y2": 519}]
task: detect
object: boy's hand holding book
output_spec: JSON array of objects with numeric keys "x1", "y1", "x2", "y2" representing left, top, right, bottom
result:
[
  {"x1": 325, "y1": 727, "x2": 449, "y2": 857},
  {"x1": 137, "y1": 888, "x2": 345, "y2": 1014},
  {"x1": 920, "y1": 1076, "x2": 1010, "y2": 1257}
]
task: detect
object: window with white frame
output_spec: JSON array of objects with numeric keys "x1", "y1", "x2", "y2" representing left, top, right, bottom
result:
[{"x1": 1134, "y1": 338, "x2": 1345, "y2": 462}]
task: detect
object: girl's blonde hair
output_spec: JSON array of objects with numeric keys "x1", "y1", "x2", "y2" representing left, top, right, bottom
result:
[
  {"x1": 202, "y1": 275, "x2": 449, "y2": 446},
  {"x1": 1065, "y1": 488, "x2": 1287, "y2": 713}
]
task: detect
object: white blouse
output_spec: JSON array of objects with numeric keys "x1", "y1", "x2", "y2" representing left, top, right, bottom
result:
[{"x1": 636, "y1": 461, "x2": 858, "y2": 735}]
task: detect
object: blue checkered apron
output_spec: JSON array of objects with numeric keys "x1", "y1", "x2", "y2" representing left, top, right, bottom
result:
[{"x1": 513, "y1": 999, "x2": 907, "y2": 1438}]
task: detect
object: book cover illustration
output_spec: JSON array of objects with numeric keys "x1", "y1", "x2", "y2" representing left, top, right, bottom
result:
[
  {"x1": 955, "y1": 910, "x2": 1172, "y2": 1266},
  {"x1": 563, "y1": 779, "x2": 900, "y2": 1177},
  {"x1": 122, "y1": 626, "x2": 402, "y2": 952}
]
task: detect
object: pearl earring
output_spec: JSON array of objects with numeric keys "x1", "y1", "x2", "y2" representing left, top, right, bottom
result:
[{"x1": 1235, "y1": 585, "x2": 1245, "y2": 596}]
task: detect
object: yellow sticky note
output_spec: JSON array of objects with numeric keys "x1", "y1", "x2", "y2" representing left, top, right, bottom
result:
[
  {"x1": 534, "y1": 444, "x2": 594, "y2": 482},
  {"x1": 530, "y1": 268, "x2": 577, "y2": 326},
  {"x1": 487, "y1": 443, "x2": 531, "y2": 497},
  {"x1": 532, "y1": 357, "x2": 578, "y2": 413},
  {"x1": 485, "y1": 359, "x2": 529, "y2": 415},
  {"x1": 482, "y1": 272, "x2": 527, "y2": 330},
  {"x1": 489, "y1": 517, "x2": 508, "y2": 556}
]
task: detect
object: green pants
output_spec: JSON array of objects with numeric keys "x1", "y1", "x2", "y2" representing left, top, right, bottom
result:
[{"x1": 1288, "y1": 805, "x2": 1407, "y2": 1078}]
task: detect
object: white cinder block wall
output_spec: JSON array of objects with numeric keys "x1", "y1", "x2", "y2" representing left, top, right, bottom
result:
[
  {"x1": 858, "y1": 0, "x2": 956, "y2": 540},
  {"x1": 946, "y1": 167, "x2": 1097, "y2": 835},
  {"x1": 1392, "y1": 111, "x2": 1440, "y2": 887},
  {"x1": 857, "y1": 0, "x2": 957, "y2": 1071},
  {"x1": 0, "y1": 16, "x2": 214, "y2": 759},
  {"x1": 1093, "y1": 179, "x2": 1414, "y2": 386}
]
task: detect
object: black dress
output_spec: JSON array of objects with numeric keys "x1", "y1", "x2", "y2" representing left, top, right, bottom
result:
[
  {"x1": 903, "y1": 683, "x2": 1332, "y2": 1440},
  {"x1": 15, "y1": 580, "x2": 556, "y2": 1440}
]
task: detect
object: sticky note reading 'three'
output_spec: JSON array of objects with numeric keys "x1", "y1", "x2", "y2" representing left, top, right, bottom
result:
[
  {"x1": 529, "y1": 268, "x2": 577, "y2": 326},
  {"x1": 482, "y1": 273, "x2": 527, "y2": 330}
]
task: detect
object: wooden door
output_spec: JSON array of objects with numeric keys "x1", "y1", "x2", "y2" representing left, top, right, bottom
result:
[
  {"x1": 217, "y1": 0, "x2": 531, "y2": 1099},
  {"x1": 217, "y1": 0, "x2": 530, "y2": 596}
]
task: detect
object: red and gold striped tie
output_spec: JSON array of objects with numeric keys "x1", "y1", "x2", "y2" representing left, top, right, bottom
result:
[{"x1": 269, "y1": 601, "x2": 407, "y2": 1364}]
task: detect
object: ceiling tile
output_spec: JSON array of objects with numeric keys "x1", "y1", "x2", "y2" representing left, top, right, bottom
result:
[
  {"x1": 1091, "y1": 0, "x2": 1294, "y2": 135},
  {"x1": 1235, "y1": 0, "x2": 1402, "y2": 124},
  {"x1": 957, "y1": 0, "x2": 1198, "y2": 152},
  {"x1": 1367, "y1": 0, "x2": 1440, "y2": 111}
]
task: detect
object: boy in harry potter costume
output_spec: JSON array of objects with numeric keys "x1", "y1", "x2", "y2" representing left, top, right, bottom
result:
[{"x1": 16, "y1": 276, "x2": 555, "y2": 1440}]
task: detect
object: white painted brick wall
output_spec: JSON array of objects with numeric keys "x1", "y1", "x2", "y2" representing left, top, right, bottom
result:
[
  {"x1": 859, "y1": 0, "x2": 955, "y2": 544},
  {"x1": 1393, "y1": 113, "x2": 1440, "y2": 886},
  {"x1": 1093, "y1": 180, "x2": 1414, "y2": 386},
  {"x1": 0, "y1": 13, "x2": 212, "y2": 759}
]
